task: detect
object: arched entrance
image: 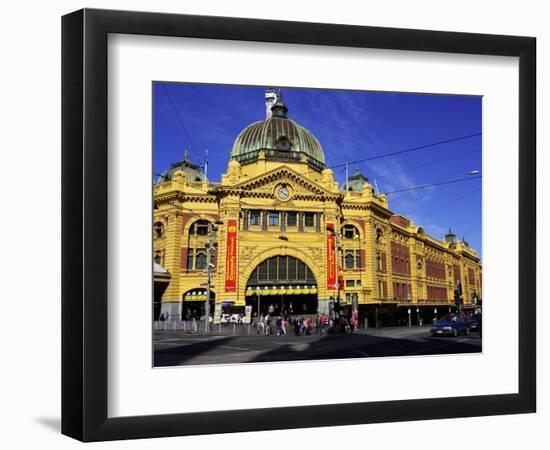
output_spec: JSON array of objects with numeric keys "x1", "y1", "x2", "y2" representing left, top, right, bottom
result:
[
  {"x1": 181, "y1": 288, "x2": 215, "y2": 320},
  {"x1": 245, "y1": 255, "x2": 318, "y2": 317}
]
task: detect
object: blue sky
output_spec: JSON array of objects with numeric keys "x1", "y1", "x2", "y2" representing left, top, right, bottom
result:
[{"x1": 154, "y1": 83, "x2": 482, "y2": 257}]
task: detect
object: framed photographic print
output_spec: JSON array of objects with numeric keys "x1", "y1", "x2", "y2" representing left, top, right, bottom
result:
[{"x1": 62, "y1": 8, "x2": 536, "y2": 442}]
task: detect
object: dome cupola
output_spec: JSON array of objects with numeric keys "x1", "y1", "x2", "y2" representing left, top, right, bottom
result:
[
  {"x1": 341, "y1": 167, "x2": 370, "y2": 192},
  {"x1": 156, "y1": 150, "x2": 205, "y2": 184},
  {"x1": 445, "y1": 228, "x2": 458, "y2": 244},
  {"x1": 230, "y1": 91, "x2": 326, "y2": 172}
]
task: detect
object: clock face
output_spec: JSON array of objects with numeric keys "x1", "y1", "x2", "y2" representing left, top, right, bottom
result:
[{"x1": 277, "y1": 185, "x2": 291, "y2": 201}]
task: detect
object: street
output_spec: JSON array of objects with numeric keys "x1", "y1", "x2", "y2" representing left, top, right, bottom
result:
[{"x1": 154, "y1": 326, "x2": 481, "y2": 367}]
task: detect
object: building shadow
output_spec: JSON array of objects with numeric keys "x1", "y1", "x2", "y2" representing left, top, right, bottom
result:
[
  {"x1": 154, "y1": 330, "x2": 481, "y2": 367},
  {"x1": 154, "y1": 334, "x2": 237, "y2": 366}
]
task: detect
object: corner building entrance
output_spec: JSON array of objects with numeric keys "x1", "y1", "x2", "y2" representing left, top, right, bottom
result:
[{"x1": 245, "y1": 255, "x2": 318, "y2": 316}]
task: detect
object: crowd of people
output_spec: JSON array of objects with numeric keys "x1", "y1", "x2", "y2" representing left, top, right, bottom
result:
[{"x1": 255, "y1": 304, "x2": 359, "y2": 337}]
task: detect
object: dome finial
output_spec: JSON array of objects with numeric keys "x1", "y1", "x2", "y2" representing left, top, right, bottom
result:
[
  {"x1": 271, "y1": 91, "x2": 288, "y2": 118},
  {"x1": 445, "y1": 228, "x2": 457, "y2": 244}
]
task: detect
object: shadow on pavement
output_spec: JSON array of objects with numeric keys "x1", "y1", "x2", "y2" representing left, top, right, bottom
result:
[{"x1": 154, "y1": 330, "x2": 481, "y2": 367}]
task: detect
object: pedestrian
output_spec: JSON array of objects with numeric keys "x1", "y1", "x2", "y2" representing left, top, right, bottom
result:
[
  {"x1": 281, "y1": 317, "x2": 286, "y2": 335},
  {"x1": 294, "y1": 319, "x2": 300, "y2": 336},
  {"x1": 305, "y1": 317, "x2": 312, "y2": 335},
  {"x1": 276, "y1": 317, "x2": 282, "y2": 335},
  {"x1": 258, "y1": 314, "x2": 265, "y2": 334},
  {"x1": 265, "y1": 314, "x2": 271, "y2": 335}
]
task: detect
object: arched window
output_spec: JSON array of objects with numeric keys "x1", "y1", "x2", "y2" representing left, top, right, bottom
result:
[
  {"x1": 342, "y1": 224, "x2": 360, "y2": 240},
  {"x1": 154, "y1": 221, "x2": 164, "y2": 239},
  {"x1": 185, "y1": 219, "x2": 214, "y2": 271},
  {"x1": 248, "y1": 256, "x2": 315, "y2": 286},
  {"x1": 189, "y1": 219, "x2": 210, "y2": 236}
]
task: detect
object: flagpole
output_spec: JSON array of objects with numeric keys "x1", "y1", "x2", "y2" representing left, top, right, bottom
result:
[{"x1": 204, "y1": 148, "x2": 208, "y2": 181}]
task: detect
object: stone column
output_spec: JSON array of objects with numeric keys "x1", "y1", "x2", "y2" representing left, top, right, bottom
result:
[
  {"x1": 242, "y1": 209, "x2": 249, "y2": 231},
  {"x1": 298, "y1": 212, "x2": 304, "y2": 232},
  {"x1": 262, "y1": 210, "x2": 268, "y2": 231}
]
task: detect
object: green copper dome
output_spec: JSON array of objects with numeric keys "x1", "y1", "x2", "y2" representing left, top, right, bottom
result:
[
  {"x1": 156, "y1": 151, "x2": 205, "y2": 184},
  {"x1": 230, "y1": 95, "x2": 326, "y2": 171},
  {"x1": 341, "y1": 168, "x2": 370, "y2": 192}
]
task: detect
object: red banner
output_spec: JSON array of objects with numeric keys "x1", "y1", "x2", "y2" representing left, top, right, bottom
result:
[
  {"x1": 224, "y1": 219, "x2": 238, "y2": 292},
  {"x1": 326, "y1": 223, "x2": 337, "y2": 289}
]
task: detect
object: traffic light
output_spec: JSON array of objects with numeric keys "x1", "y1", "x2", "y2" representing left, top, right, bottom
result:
[{"x1": 454, "y1": 289, "x2": 460, "y2": 308}]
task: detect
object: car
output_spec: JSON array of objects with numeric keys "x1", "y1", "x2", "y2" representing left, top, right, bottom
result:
[
  {"x1": 431, "y1": 314, "x2": 469, "y2": 337},
  {"x1": 465, "y1": 313, "x2": 481, "y2": 331}
]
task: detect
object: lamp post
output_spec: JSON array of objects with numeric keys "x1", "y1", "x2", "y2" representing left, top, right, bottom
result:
[
  {"x1": 326, "y1": 224, "x2": 342, "y2": 318},
  {"x1": 255, "y1": 286, "x2": 261, "y2": 323},
  {"x1": 204, "y1": 220, "x2": 223, "y2": 334},
  {"x1": 204, "y1": 224, "x2": 214, "y2": 334}
]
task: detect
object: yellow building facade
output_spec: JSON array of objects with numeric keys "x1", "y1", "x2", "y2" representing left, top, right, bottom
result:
[{"x1": 153, "y1": 92, "x2": 482, "y2": 326}]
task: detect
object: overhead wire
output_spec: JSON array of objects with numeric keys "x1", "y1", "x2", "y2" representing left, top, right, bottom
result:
[
  {"x1": 383, "y1": 175, "x2": 481, "y2": 196},
  {"x1": 300, "y1": 131, "x2": 481, "y2": 178},
  {"x1": 161, "y1": 84, "x2": 201, "y2": 163}
]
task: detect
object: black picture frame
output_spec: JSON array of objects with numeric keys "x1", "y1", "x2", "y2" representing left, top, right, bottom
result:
[{"x1": 62, "y1": 8, "x2": 536, "y2": 442}]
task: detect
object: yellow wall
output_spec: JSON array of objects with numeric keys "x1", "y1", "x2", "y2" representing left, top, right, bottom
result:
[{"x1": 154, "y1": 156, "x2": 482, "y2": 315}]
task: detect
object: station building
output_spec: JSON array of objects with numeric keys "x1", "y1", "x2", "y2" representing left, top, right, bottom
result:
[{"x1": 153, "y1": 91, "x2": 482, "y2": 326}]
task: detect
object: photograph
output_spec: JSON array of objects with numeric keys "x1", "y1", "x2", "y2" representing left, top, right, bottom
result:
[{"x1": 152, "y1": 83, "x2": 483, "y2": 367}]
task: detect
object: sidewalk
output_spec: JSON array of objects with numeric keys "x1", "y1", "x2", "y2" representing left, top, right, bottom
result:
[{"x1": 153, "y1": 320, "x2": 431, "y2": 337}]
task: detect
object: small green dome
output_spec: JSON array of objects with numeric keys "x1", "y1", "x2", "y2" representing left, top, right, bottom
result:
[
  {"x1": 156, "y1": 151, "x2": 205, "y2": 184},
  {"x1": 230, "y1": 96, "x2": 326, "y2": 171},
  {"x1": 445, "y1": 228, "x2": 458, "y2": 244},
  {"x1": 342, "y1": 168, "x2": 370, "y2": 192}
]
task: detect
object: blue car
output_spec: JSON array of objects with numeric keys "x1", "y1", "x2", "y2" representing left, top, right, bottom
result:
[
  {"x1": 431, "y1": 314, "x2": 469, "y2": 337},
  {"x1": 465, "y1": 313, "x2": 481, "y2": 331}
]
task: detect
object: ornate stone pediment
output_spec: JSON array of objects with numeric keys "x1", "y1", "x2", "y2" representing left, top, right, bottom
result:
[{"x1": 229, "y1": 166, "x2": 339, "y2": 199}]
